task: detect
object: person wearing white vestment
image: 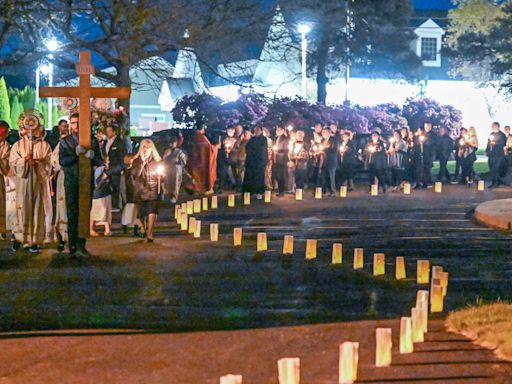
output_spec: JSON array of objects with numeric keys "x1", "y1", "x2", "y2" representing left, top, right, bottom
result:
[
  {"x1": 0, "y1": 121, "x2": 16, "y2": 241},
  {"x1": 9, "y1": 110, "x2": 52, "y2": 253},
  {"x1": 51, "y1": 143, "x2": 68, "y2": 251}
]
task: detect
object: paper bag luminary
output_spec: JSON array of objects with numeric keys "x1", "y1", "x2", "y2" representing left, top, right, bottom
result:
[
  {"x1": 233, "y1": 228, "x2": 243, "y2": 246},
  {"x1": 353, "y1": 248, "x2": 364, "y2": 269},
  {"x1": 399, "y1": 317, "x2": 414, "y2": 354},
  {"x1": 395, "y1": 256, "x2": 406, "y2": 280},
  {"x1": 339, "y1": 342, "x2": 359, "y2": 384},
  {"x1": 305, "y1": 239, "x2": 317, "y2": 260},
  {"x1": 373, "y1": 253, "x2": 385, "y2": 276},
  {"x1": 228, "y1": 194, "x2": 235, "y2": 208},
  {"x1": 340, "y1": 186, "x2": 348, "y2": 198},
  {"x1": 202, "y1": 197, "x2": 209, "y2": 211},
  {"x1": 211, "y1": 195, "x2": 218, "y2": 209},
  {"x1": 332, "y1": 243, "x2": 343, "y2": 264},
  {"x1": 210, "y1": 223, "x2": 219, "y2": 242},
  {"x1": 295, "y1": 188, "x2": 303, "y2": 201},
  {"x1": 375, "y1": 328, "x2": 392, "y2": 367},
  {"x1": 257, "y1": 232, "x2": 268, "y2": 251},
  {"x1": 417, "y1": 260, "x2": 430, "y2": 284},
  {"x1": 283, "y1": 235, "x2": 294, "y2": 255},
  {"x1": 193, "y1": 199, "x2": 201, "y2": 213},
  {"x1": 244, "y1": 192, "x2": 251, "y2": 205},
  {"x1": 277, "y1": 357, "x2": 300, "y2": 384}
]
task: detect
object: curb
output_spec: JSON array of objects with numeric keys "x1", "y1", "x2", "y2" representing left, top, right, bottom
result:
[{"x1": 474, "y1": 199, "x2": 512, "y2": 231}]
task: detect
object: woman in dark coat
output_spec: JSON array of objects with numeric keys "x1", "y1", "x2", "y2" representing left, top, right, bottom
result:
[
  {"x1": 131, "y1": 139, "x2": 163, "y2": 242},
  {"x1": 243, "y1": 126, "x2": 268, "y2": 199},
  {"x1": 365, "y1": 131, "x2": 388, "y2": 193}
]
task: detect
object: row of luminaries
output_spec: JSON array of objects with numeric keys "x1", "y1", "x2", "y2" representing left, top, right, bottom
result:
[{"x1": 175, "y1": 195, "x2": 449, "y2": 384}]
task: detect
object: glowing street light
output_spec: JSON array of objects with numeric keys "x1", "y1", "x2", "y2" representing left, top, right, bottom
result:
[
  {"x1": 36, "y1": 38, "x2": 59, "y2": 128},
  {"x1": 298, "y1": 23, "x2": 311, "y2": 99}
]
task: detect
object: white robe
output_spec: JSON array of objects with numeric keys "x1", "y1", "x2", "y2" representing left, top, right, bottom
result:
[
  {"x1": 9, "y1": 137, "x2": 52, "y2": 245},
  {"x1": 0, "y1": 140, "x2": 15, "y2": 233},
  {"x1": 51, "y1": 143, "x2": 68, "y2": 242}
]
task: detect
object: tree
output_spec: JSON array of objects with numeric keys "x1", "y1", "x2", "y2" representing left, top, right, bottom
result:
[
  {"x1": 402, "y1": 97, "x2": 463, "y2": 133},
  {"x1": 278, "y1": 0, "x2": 421, "y2": 103},
  {"x1": 9, "y1": 95, "x2": 21, "y2": 130},
  {"x1": 0, "y1": 77, "x2": 11, "y2": 126}
]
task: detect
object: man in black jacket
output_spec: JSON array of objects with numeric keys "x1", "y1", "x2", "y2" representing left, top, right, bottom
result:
[
  {"x1": 103, "y1": 124, "x2": 126, "y2": 210},
  {"x1": 272, "y1": 125, "x2": 289, "y2": 196},
  {"x1": 486, "y1": 121, "x2": 507, "y2": 187},
  {"x1": 59, "y1": 113, "x2": 98, "y2": 257},
  {"x1": 436, "y1": 127, "x2": 453, "y2": 183}
]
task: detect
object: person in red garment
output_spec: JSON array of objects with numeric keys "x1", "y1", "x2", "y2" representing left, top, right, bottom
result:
[{"x1": 184, "y1": 124, "x2": 219, "y2": 195}]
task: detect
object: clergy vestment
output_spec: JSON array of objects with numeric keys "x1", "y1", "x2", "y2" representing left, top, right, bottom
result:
[
  {"x1": 9, "y1": 137, "x2": 52, "y2": 245},
  {"x1": 0, "y1": 140, "x2": 15, "y2": 234},
  {"x1": 184, "y1": 131, "x2": 218, "y2": 194},
  {"x1": 50, "y1": 143, "x2": 68, "y2": 242}
]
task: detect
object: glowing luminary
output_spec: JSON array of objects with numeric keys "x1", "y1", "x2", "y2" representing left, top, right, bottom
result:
[
  {"x1": 193, "y1": 220, "x2": 201, "y2": 238},
  {"x1": 332, "y1": 243, "x2": 343, "y2": 264},
  {"x1": 411, "y1": 307, "x2": 423, "y2": 343},
  {"x1": 417, "y1": 299, "x2": 428, "y2": 334},
  {"x1": 305, "y1": 239, "x2": 317, "y2": 260},
  {"x1": 211, "y1": 195, "x2": 218, "y2": 209},
  {"x1": 295, "y1": 189, "x2": 303, "y2": 201},
  {"x1": 340, "y1": 186, "x2": 348, "y2": 198},
  {"x1": 283, "y1": 235, "x2": 294, "y2": 255},
  {"x1": 403, "y1": 182, "x2": 411, "y2": 195},
  {"x1": 339, "y1": 342, "x2": 359, "y2": 384},
  {"x1": 219, "y1": 374, "x2": 242, "y2": 384},
  {"x1": 395, "y1": 256, "x2": 406, "y2": 280},
  {"x1": 432, "y1": 266, "x2": 443, "y2": 280},
  {"x1": 277, "y1": 357, "x2": 300, "y2": 384},
  {"x1": 371, "y1": 184, "x2": 378, "y2": 196},
  {"x1": 202, "y1": 197, "x2": 209, "y2": 211},
  {"x1": 257, "y1": 232, "x2": 268, "y2": 251},
  {"x1": 439, "y1": 271, "x2": 449, "y2": 296},
  {"x1": 210, "y1": 223, "x2": 219, "y2": 242},
  {"x1": 416, "y1": 290, "x2": 429, "y2": 308},
  {"x1": 399, "y1": 317, "x2": 414, "y2": 354},
  {"x1": 375, "y1": 328, "x2": 392, "y2": 367},
  {"x1": 228, "y1": 194, "x2": 235, "y2": 208},
  {"x1": 417, "y1": 260, "x2": 430, "y2": 284},
  {"x1": 353, "y1": 248, "x2": 364, "y2": 270},
  {"x1": 176, "y1": 208, "x2": 182, "y2": 224},
  {"x1": 193, "y1": 199, "x2": 201, "y2": 213},
  {"x1": 264, "y1": 190, "x2": 272, "y2": 203},
  {"x1": 180, "y1": 212, "x2": 188, "y2": 231},
  {"x1": 244, "y1": 192, "x2": 251, "y2": 205},
  {"x1": 477, "y1": 180, "x2": 485, "y2": 191},
  {"x1": 188, "y1": 217, "x2": 196, "y2": 234},
  {"x1": 434, "y1": 182, "x2": 442, "y2": 193},
  {"x1": 430, "y1": 283, "x2": 444, "y2": 313},
  {"x1": 186, "y1": 201, "x2": 194, "y2": 215},
  {"x1": 373, "y1": 253, "x2": 385, "y2": 276},
  {"x1": 174, "y1": 205, "x2": 180, "y2": 220},
  {"x1": 233, "y1": 228, "x2": 243, "y2": 246},
  {"x1": 315, "y1": 187, "x2": 322, "y2": 199}
]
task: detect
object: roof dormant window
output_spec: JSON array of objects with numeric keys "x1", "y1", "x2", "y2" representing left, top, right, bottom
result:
[{"x1": 414, "y1": 19, "x2": 445, "y2": 67}]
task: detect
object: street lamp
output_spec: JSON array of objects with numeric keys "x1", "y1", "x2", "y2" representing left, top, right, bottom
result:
[
  {"x1": 45, "y1": 38, "x2": 59, "y2": 129},
  {"x1": 298, "y1": 23, "x2": 310, "y2": 99}
]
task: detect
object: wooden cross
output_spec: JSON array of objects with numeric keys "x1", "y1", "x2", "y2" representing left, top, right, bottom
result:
[{"x1": 39, "y1": 51, "x2": 131, "y2": 238}]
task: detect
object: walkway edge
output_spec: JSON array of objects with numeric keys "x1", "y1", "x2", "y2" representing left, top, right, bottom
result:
[{"x1": 474, "y1": 198, "x2": 512, "y2": 231}]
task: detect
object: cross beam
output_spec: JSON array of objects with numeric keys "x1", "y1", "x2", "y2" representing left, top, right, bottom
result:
[{"x1": 39, "y1": 51, "x2": 131, "y2": 238}]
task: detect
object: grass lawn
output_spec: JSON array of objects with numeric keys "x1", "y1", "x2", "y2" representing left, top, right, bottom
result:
[
  {"x1": 431, "y1": 159, "x2": 489, "y2": 176},
  {"x1": 446, "y1": 303, "x2": 512, "y2": 361}
]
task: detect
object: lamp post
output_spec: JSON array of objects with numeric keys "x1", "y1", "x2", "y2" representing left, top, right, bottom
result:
[
  {"x1": 298, "y1": 24, "x2": 310, "y2": 99},
  {"x1": 45, "y1": 39, "x2": 59, "y2": 130}
]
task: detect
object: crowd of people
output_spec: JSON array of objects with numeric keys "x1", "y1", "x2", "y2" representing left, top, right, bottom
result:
[{"x1": 0, "y1": 108, "x2": 511, "y2": 256}]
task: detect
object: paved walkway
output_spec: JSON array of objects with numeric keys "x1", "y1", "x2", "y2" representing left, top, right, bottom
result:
[
  {"x1": 0, "y1": 320, "x2": 511, "y2": 383},
  {"x1": 475, "y1": 198, "x2": 512, "y2": 231}
]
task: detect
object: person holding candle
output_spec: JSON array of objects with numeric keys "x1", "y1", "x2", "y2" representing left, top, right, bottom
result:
[
  {"x1": 131, "y1": 139, "x2": 163, "y2": 242},
  {"x1": 338, "y1": 131, "x2": 357, "y2": 191},
  {"x1": 289, "y1": 130, "x2": 309, "y2": 190},
  {"x1": 162, "y1": 136, "x2": 187, "y2": 204},
  {"x1": 243, "y1": 126, "x2": 268, "y2": 199},
  {"x1": 452, "y1": 127, "x2": 467, "y2": 184},
  {"x1": 102, "y1": 123, "x2": 126, "y2": 212},
  {"x1": 486, "y1": 122, "x2": 507, "y2": 188},
  {"x1": 262, "y1": 127, "x2": 274, "y2": 191},
  {"x1": 413, "y1": 127, "x2": 431, "y2": 189},
  {"x1": 324, "y1": 123, "x2": 340, "y2": 196},
  {"x1": 387, "y1": 130, "x2": 407, "y2": 191},
  {"x1": 221, "y1": 126, "x2": 237, "y2": 190},
  {"x1": 365, "y1": 131, "x2": 388, "y2": 193},
  {"x1": 460, "y1": 126, "x2": 479, "y2": 185},
  {"x1": 237, "y1": 130, "x2": 251, "y2": 187},
  {"x1": 286, "y1": 130, "x2": 297, "y2": 193},
  {"x1": 309, "y1": 129, "x2": 327, "y2": 194},
  {"x1": 403, "y1": 128, "x2": 416, "y2": 185},
  {"x1": 272, "y1": 125, "x2": 290, "y2": 197},
  {"x1": 436, "y1": 127, "x2": 454, "y2": 184}
]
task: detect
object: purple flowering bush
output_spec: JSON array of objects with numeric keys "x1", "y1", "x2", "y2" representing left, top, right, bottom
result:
[{"x1": 172, "y1": 93, "x2": 463, "y2": 134}]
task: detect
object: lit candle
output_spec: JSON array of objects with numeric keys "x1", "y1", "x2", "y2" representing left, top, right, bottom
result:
[
  {"x1": 210, "y1": 223, "x2": 219, "y2": 242},
  {"x1": 194, "y1": 220, "x2": 201, "y2": 238},
  {"x1": 264, "y1": 190, "x2": 271, "y2": 203},
  {"x1": 403, "y1": 182, "x2": 411, "y2": 195},
  {"x1": 233, "y1": 228, "x2": 243, "y2": 246},
  {"x1": 434, "y1": 182, "x2": 442, "y2": 193},
  {"x1": 219, "y1": 374, "x2": 242, "y2": 384},
  {"x1": 228, "y1": 194, "x2": 235, "y2": 208},
  {"x1": 257, "y1": 232, "x2": 267, "y2": 252},
  {"x1": 315, "y1": 187, "x2": 322, "y2": 199},
  {"x1": 399, "y1": 317, "x2": 414, "y2": 354},
  {"x1": 375, "y1": 328, "x2": 392, "y2": 367},
  {"x1": 193, "y1": 199, "x2": 201, "y2": 213},
  {"x1": 395, "y1": 256, "x2": 406, "y2": 280},
  {"x1": 295, "y1": 189, "x2": 303, "y2": 201},
  {"x1": 339, "y1": 342, "x2": 359, "y2": 384},
  {"x1": 305, "y1": 239, "x2": 317, "y2": 260},
  {"x1": 283, "y1": 235, "x2": 294, "y2": 255},
  {"x1": 340, "y1": 186, "x2": 347, "y2": 198},
  {"x1": 277, "y1": 357, "x2": 300, "y2": 384},
  {"x1": 373, "y1": 253, "x2": 385, "y2": 276},
  {"x1": 211, "y1": 195, "x2": 218, "y2": 209},
  {"x1": 417, "y1": 260, "x2": 430, "y2": 284},
  {"x1": 353, "y1": 248, "x2": 364, "y2": 269},
  {"x1": 332, "y1": 243, "x2": 343, "y2": 264},
  {"x1": 243, "y1": 192, "x2": 251, "y2": 205}
]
